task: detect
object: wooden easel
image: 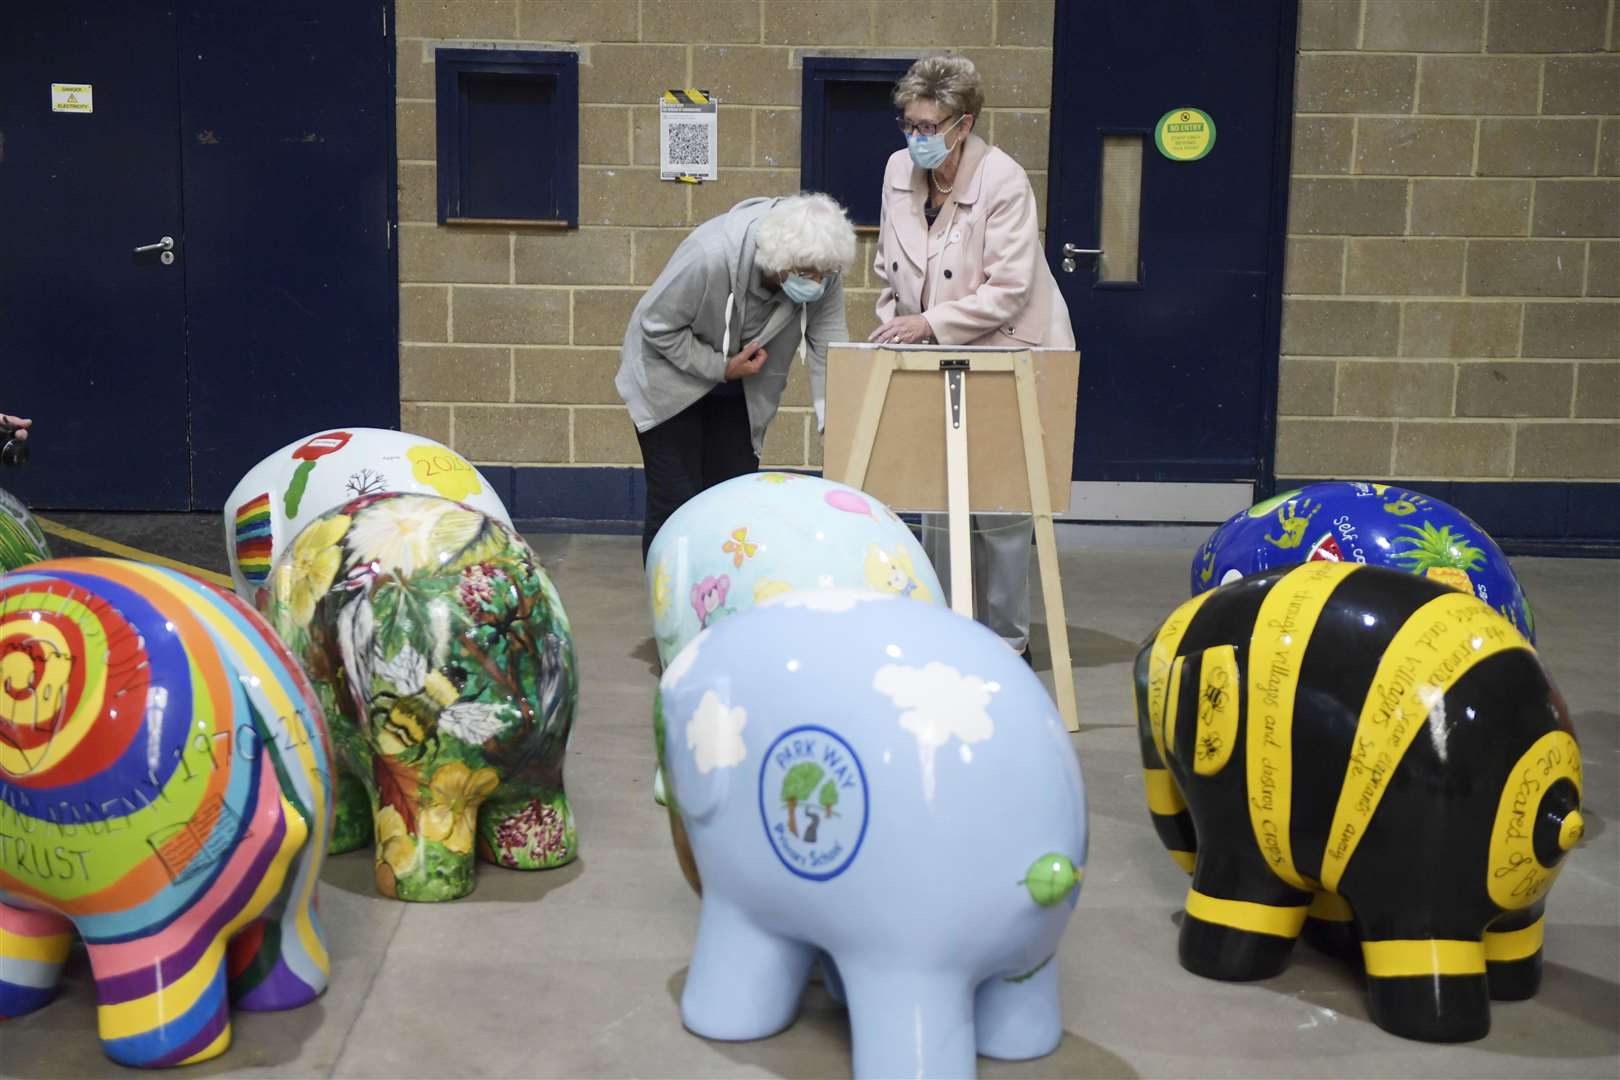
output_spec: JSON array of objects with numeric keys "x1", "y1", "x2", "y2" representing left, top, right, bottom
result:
[{"x1": 827, "y1": 345, "x2": 1081, "y2": 733}]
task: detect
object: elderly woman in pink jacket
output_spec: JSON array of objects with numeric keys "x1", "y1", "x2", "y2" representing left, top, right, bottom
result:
[{"x1": 871, "y1": 55, "x2": 1075, "y2": 664}]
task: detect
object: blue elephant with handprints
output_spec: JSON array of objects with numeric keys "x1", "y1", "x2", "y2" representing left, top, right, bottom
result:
[{"x1": 658, "y1": 589, "x2": 1087, "y2": 1079}]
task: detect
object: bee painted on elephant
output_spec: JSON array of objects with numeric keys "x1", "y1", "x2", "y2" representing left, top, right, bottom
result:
[{"x1": 1134, "y1": 561, "x2": 1583, "y2": 1043}]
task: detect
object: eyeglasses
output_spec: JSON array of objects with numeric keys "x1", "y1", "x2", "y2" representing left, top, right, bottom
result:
[{"x1": 896, "y1": 115, "x2": 956, "y2": 137}]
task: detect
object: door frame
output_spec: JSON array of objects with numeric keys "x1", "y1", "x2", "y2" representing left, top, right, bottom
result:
[{"x1": 1045, "y1": 0, "x2": 1302, "y2": 520}]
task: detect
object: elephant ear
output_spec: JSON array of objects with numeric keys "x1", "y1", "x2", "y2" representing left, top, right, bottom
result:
[{"x1": 663, "y1": 685, "x2": 746, "y2": 823}]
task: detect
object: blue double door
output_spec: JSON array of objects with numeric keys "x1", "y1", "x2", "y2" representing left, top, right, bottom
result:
[{"x1": 0, "y1": 2, "x2": 397, "y2": 510}]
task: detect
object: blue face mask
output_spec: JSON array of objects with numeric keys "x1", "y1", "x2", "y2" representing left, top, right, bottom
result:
[
  {"x1": 906, "y1": 115, "x2": 964, "y2": 170},
  {"x1": 781, "y1": 273, "x2": 826, "y2": 304}
]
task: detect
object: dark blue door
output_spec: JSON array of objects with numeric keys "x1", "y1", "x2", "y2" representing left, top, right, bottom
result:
[
  {"x1": 1047, "y1": 2, "x2": 1297, "y2": 490},
  {"x1": 181, "y1": 4, "x2": 397, "y2": 506},
  {"x1": 0, "y1": 3, "x2": 397, "y2": 511},
  {"x1": 0, "y1": 4, "x2": 191, "y2": 509}
]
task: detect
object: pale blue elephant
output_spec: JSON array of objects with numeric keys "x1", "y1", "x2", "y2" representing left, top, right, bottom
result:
[{"x1": 659, "y1": 589, "x2": 1087, "y2": 1079}]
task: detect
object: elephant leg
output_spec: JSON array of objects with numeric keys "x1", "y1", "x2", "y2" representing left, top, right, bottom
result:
[
  {"x1": 1484, "y1": 901, "x2": 1545, "y2": 1002},
  {"x1": 476, "y1": 786, "x2": 578, "y2": 871},
  {"x1": 227, "y1": 830, "x2": 330, "y2": 1011},
  {"x1": 838, "y1": 961, "x2": 977, "y2": 1080},
  {"x1": 1302, "y1": 891, "x2": 1361, "y2": 962},
  {"x1": 87, "y1": 937, "x2": 235, "y2": 1068},
  {"x1": 1359, "y1": 923, "x2": 1490, "y2": 1042},
  {"x1": 328, "y1": 762, "x2": 372, "y2": 854},
  {"x1": 975, "y1": 954, "x2": 1062, "y2": 1061},
  {"x1": 1179, "y1": 847, "x2": 1311, "y2": 981},
  {"x1": 666, "y1": 804, "x2": 702, "y2": 895},
  {"x1": 0, "y1": 904, "x2": 74, "y2": 1018},
  {"x1": 681, "y1": 896, "x2": 812, "y2": 1041}
]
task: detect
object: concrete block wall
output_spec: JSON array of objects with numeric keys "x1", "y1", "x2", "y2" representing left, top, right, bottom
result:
[
  {"x1": 1280, "y1": 0, "x2": 1620, "y2": 486},
  {"x1": 393, "y1": 0, "x2": 1056, "y2": 488}
]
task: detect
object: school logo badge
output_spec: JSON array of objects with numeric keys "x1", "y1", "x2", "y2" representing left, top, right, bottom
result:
[{"x1": 758, "y1": 724, "x2": 869, "y2": 881}]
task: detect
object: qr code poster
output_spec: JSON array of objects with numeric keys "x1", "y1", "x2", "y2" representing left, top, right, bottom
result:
[{"x1": 660, "y1": 88, "x2": 718, "y2": 182}]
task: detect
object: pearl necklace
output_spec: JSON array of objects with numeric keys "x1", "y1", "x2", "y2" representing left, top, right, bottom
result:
[{"x1": 930, "y1": 170, "x2": 953, "y2": 194}]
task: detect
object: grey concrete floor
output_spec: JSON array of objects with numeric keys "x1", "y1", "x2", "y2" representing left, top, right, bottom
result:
[{"x1": 4, "y1": 519, "x2": 1617, "y2": 1078}]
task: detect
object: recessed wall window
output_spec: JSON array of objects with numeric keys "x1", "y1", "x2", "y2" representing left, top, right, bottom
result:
[
  {"x1": 434, "y1": 48, "x2": 578, "y2": 226},
  {"x1": 800, "y1": 57, "x2": 916, "y2": 228}
]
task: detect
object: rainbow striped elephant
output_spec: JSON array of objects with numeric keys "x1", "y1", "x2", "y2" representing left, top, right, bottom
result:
[{"x1": 0, "y1": 558, "x2": 332, "y2": 1067}]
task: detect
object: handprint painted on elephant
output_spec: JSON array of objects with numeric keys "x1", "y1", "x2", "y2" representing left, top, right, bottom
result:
[{"x1": 1263, "y1": 496, "x2": 1321, "y2": 550}]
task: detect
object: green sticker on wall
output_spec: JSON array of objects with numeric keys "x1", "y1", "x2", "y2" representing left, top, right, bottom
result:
[{"x1": 1155, "y1": 107, "x2": 1215, "y2": 162}]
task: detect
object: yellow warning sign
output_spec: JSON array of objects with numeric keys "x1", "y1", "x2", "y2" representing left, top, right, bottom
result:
[
  {"x1": 1155, "y1": 107, "x2": 1214, "y2": 162},
  {"x1": 51, "y1": 83, "x2": 93, "y2": 114}
]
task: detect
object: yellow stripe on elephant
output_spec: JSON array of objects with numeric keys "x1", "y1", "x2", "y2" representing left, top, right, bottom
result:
[
  {"x1": 1184, "y1": 889, "x2": 1308, "y2": 938},
  {"x1": 1307, "y1": 891, "x2": 1353, "y2": 923},
  {"x1": 122, "y1": 564, "x2": 331, "y2": 978},
  {"x1": 0, "y1": 592, "x2": 108, "y2": 777},
  {"x1": 1193, "y1": 644, "x2": 1240, "y2": 776},
  {"x1": 98, "y1": 941, "x2": 227, "y2": 1040},
  {"x1": 1169, "y1": 850, "x2": 1196, "y2": 873},
  {"x1": 1146, "y1": 589, "x2": 1215, "y2": 763},
  {"x1": 178, "y1": 1024, "x2": 232, "y2": 1065},
  {"x1": 1164, "y1": 655, "x2": 1187, "y2": 756},
  {"x1": 1487, "y1": 730, "x2": 1582, "y2": 911},
  {"x1": 1362, "y1": 938, "x2": 1486, "y2": 978},
  {"x1": 1143, "y1": 768, "x2": 1186, "y2": 816},
  {"x1": 1321, "y1": 592, "x2": 1530, "y2": 894},
  {"x1": 98, "y1": 790, "x2": 309, "y2": 1042},
  {"x1": 0, "y1": 930, "x2": 73, "y2": 963},
  {"x1": 1246, "y1": 561, "x2": 1361, "y2": 892},
  {"x1": 1484, "y1": 918, "x2": 1544, "y2": 962}
]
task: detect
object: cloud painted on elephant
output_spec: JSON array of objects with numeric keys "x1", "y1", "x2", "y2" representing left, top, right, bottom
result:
[
  {"x1": 688, "y1": 690, "x2": 747, "y2": 774},
  {"x1": 872, "y1": 662, "x2": 997, "y2": 801},
  {"x1": 762, "y1": 587, "x2": 896, "y2": 613}
]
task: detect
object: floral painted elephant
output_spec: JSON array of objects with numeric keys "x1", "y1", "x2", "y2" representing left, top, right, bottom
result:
[
  {"x1": 263, "y1": 492, "x2": 576, "y2": 901},
  {"x1": 645, "y1": 471, "x2": 942, "y2": 889},
  {"x1": 223, "y1": 427, "x2": 514, "y2": 603},
  {"x1": 659, "y1": 590, "x2": 1087, "y2": 1078},
  {"x1": 0, "y1": 558, "x2": 332, "y2": 1067}
]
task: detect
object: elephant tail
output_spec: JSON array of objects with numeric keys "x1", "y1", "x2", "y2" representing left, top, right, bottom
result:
[{"x1": 1134, "y1": 629, "x2": 1198, "y2": 876}]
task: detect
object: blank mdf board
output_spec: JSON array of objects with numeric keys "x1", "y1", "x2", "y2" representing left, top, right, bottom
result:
[{"x1": 822, "y1": 345, "x2": 1079, "y2": 514}]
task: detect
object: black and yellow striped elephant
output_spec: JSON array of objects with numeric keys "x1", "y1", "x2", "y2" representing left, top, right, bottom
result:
[{"x1": 1134, "y1": 561, "x2": 1584, "y2": 1042}]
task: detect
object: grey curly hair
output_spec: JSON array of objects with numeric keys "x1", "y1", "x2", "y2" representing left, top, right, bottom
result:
[
  {"x1": 754, "y1": 192, "x2": 857, "y2": 275},
  {"x1": 892, "y1": 55, "x2": 985, "y2": 121}
]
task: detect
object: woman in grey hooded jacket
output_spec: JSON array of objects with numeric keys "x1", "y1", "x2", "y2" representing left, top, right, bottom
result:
[{"x1": 616, "y1": 193, "x2": 855, "y2": 560}]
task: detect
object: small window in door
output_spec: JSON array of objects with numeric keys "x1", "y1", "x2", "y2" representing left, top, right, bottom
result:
[
  {"x1": 800, "y1": 57, "x2": 917, "y2": 228},
  {"x1": 435, "y1": 48, "x2": 579, "y2": 227}
]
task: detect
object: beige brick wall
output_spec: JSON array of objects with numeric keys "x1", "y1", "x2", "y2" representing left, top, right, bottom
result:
[
  {"x1": 1280, "y1": 0, "x2": 1620, "y2": 483},
  {"x1": 394, "y1": 0, "x2": 1055, "y2": 471}
]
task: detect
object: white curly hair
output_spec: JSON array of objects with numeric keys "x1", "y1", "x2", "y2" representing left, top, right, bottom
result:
[{"x1": 753, "y1": 192, "x2": 857, "y2": 276}]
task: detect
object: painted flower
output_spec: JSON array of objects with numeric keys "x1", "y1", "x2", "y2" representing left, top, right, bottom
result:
[
  {"x1": 439, "y1": 702, "x2": 506, "y2": 744},
  {"x1": 458, "y1": 562, "x2": 508, "y2": 611},
  {"x1": 278, "y1": 514, "x2": 351, "y2": 625},
  {"x1": 375, "y1": 805, "x2": 418, "y2": 874},
  {"x1": 345, "y1": 496, "x2": 481, "y2": 576},
  {"x1": 651, "y1": 559, "x2": 673, "y2": 621},
  {"x1": 722, "y1": 527, "x2": 759, "y2": 568},
  {"x1": 420, "y1": 761, "x2": 500, "y2": 855}
]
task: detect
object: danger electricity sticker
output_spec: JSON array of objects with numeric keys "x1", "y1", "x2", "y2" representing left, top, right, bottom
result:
[{"x1": 51, "y1": 83, "x2": 93, "y2": 113}]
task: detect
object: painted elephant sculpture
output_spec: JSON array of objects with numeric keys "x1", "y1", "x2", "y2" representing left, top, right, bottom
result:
[
  {"x1": 224, "y1": 427, "x2": 513, "y2": 602},
  {"x1": 645, "y1": 471, "x2": 942, "y2": 887},
  {"x1": 263, "y1": 492, "x2": 577, "y2": 901},
  {"x1": 0, "y1": 486, "x2": 50, "y2": 572},
  {"x1": 659, "y1": 590, "x2": 1086, "y2": 1078},
  {"x1": 0, "y1": 558, "x2": 333, "y2": 1067},
  {"x1": 1136, "y1": 560, "x2": 1583, "y2": 1042},
  {"x1": 1192, "y1": 481, "x2": 1533, "y2": 640}
]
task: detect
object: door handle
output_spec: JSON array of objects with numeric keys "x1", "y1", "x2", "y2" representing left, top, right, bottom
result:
[
  {"x1": 133, "y1": 236, "x2": 175, "y2": 254},
  {"x1": 1061, "y1": 243, "x2": 1103, "y2": 273}
]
